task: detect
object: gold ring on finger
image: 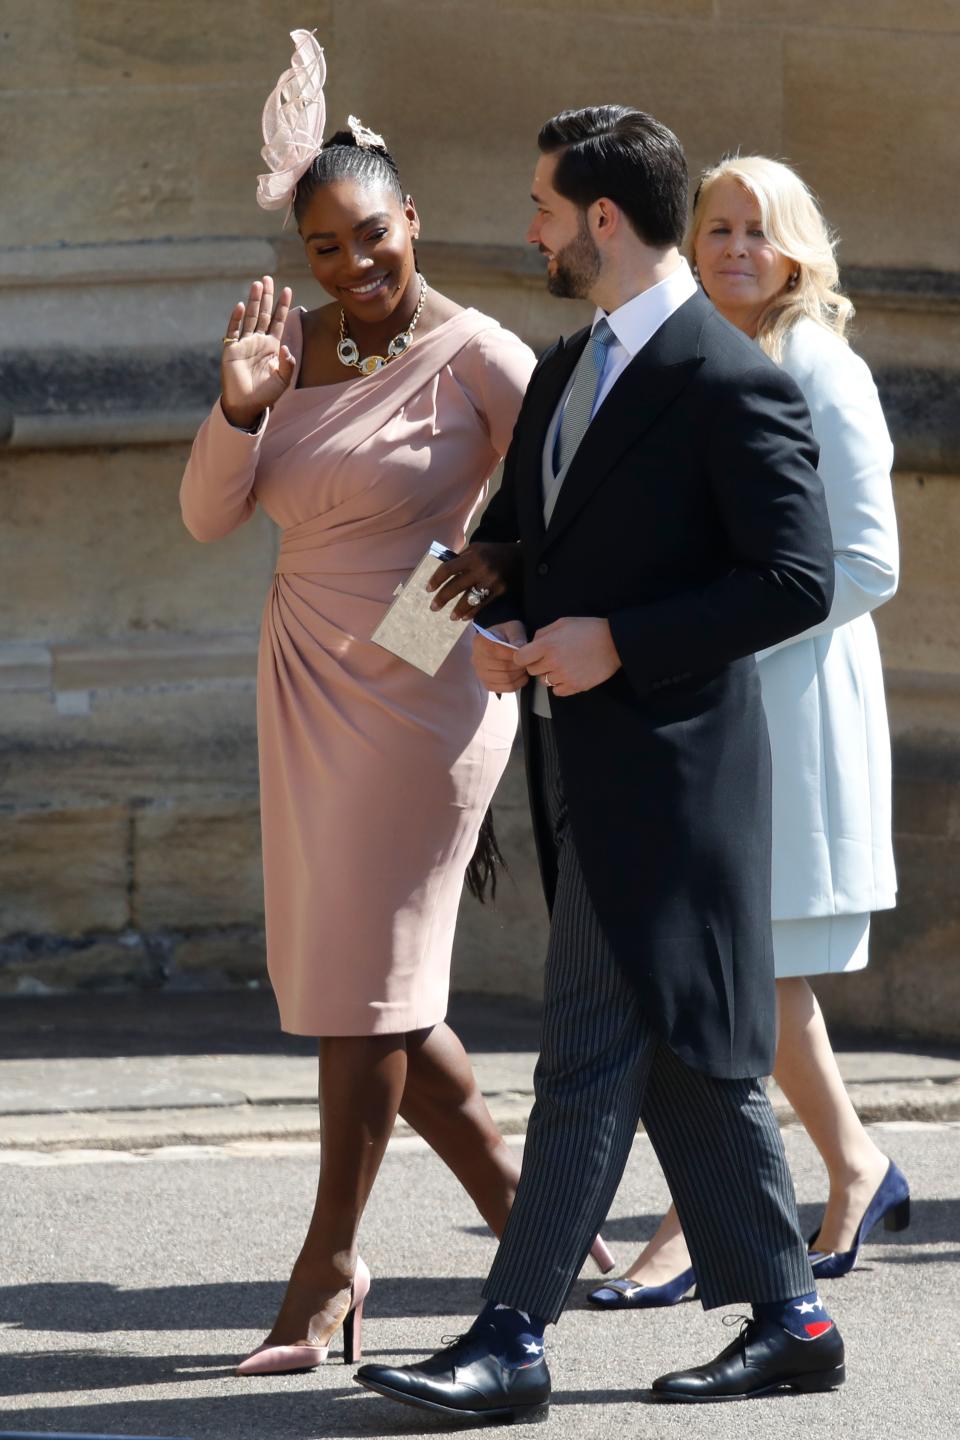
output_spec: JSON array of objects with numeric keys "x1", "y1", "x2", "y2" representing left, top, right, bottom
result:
[{"x1": 222, "y1": 336, "x2": 239, "y2": 345}]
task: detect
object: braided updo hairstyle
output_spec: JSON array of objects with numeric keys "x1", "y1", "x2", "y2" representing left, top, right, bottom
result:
[{"x1": 293, "y1": 126, "x2": 403, "y2": 226}]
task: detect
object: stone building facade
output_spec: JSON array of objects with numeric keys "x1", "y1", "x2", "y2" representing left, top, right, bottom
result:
[{"x1": 2, "y1": 2, "x2": 958, "y2": 1039}]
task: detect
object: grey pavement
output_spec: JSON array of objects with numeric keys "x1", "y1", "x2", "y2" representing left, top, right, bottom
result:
[
  {"x1": 1, "y1": 991, "x2": 959, "y2": 1153},
  {"x1": 1, "y1": 1120, "x2": 958, "y2": 1439}
]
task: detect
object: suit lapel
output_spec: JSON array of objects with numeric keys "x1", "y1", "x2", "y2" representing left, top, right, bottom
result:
[
  {"x1": 540, "y1": 291, "x2": 710, "y2": 552},
  {"x1": 515, "y1": 332, "x2": 586, "y2": 543}
]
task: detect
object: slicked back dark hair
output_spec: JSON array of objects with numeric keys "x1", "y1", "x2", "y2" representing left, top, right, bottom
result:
[
  {"x1": 538, "y1": 106, "x2": 688, "y2": 248},
  {"x1": 293, "y1": 127, "x2": 403, "y2": 227}
]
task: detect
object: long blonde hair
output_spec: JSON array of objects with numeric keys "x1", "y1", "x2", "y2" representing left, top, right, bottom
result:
[{"x1": 690, "y1": 155, "x2": 853, "y2": 362}]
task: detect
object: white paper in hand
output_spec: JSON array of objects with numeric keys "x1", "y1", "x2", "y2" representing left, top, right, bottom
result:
[
  {"x1": 371, "y1": 542, "x2": 466, "y2": 676},
  {"x1": 472, "y1": 622, "x2": 520, "y2": 650}
]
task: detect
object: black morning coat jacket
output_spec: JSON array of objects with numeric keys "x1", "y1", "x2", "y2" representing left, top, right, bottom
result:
[{"x1": 473, "y1": 288, "x2": 834, "y2": 1080}]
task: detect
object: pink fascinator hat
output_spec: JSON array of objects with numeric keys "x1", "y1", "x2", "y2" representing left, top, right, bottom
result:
[{"x1": 256, "y1": 29, "x2": 327, "y2": 213}]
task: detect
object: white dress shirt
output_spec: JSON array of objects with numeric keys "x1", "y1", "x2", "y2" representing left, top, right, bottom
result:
[{"x1": 584, "y1": 256, "x2": 699, "y2": 416}]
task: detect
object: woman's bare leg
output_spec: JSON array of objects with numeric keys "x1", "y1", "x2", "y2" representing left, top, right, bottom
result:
[
  {"x1": 265, "y1": 1022, "x2": 519, "y2": 1345},
  {"x1": 265, "y1": 1034, "x2": 407, "y2": 1345},
  {"x1": 399, "y1": 1022, "x2": 520, "y2": 1236},
  {"x1": 618, "y1": 1202, "x2": 691, "y2": 1284},
  {"x1": 618, "y1": 975, "x2": 890, "y2": 1281},
  {"x1": 772, "y1": 976, "x2": 888, "y2": 1253}
]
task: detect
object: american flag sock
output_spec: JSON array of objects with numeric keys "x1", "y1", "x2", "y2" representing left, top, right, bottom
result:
[
  {"x1": 471, "y1": 1301, "x2": 548, "y2": 1368},
  {"x1": 754, "y1": 1291, "x2": 835, "y2": 1341}
]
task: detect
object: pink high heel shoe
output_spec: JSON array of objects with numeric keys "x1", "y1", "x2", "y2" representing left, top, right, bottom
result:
[
  {"x1": 235, "y1": 1257, "x2": 371, "y2": 1375},
  {"x1": 590, "y1": 1235, "x2": 616, "y2": 1274}
]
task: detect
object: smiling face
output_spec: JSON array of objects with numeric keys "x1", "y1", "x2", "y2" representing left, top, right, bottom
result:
[
  {"x1": 527, "y1": 152, "x2": 601, "y2": 299},
  {"x1": 298, "y1": 177, "x2": 420, "y2": 324},
  {"x1": 693, "y1": 175, "x2": 795, "y2": 335}
]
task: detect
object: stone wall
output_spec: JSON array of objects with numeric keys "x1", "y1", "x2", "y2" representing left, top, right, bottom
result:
[{"x1": 1, "y1": 2, "x2": 958, "y2": 1040}]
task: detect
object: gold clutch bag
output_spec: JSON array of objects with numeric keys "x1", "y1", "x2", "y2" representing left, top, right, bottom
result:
[{"x1": 371, "y1": 542, "x2": 466, "y2": 676}]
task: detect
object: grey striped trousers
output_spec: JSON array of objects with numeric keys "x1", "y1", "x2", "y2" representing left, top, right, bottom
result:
[{"x1": 482, "y1": 716, "x2": 814, "y2": 1323}]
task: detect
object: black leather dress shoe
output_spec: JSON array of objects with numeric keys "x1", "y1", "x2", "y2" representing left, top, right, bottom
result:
[
  {"x1": 652, "y1": 1318, "x2": 845, "y2": 1402},
  {"x1": 356, "y1": 1332, "x2": 550, "y2": 1424}
]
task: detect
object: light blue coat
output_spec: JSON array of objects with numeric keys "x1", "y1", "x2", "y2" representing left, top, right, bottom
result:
[{"x1": 758, "y1": 317, "x2": 898, "y2": 919}]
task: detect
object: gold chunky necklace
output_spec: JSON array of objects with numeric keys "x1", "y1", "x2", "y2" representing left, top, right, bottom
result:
[{"x1": 336, "y1": 276, "x2": 428, "y2": 377}]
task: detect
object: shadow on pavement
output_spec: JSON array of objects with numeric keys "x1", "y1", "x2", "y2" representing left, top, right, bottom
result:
[
  {"x1": 2, "y1": 1389, "x2": 371, "y2": 1440},
  {"x1": 0, "y1": 1347, "x2": 445, "y2": 1400},
  {"x1": 464, "y1": 1196, "x2": 958, "y2": 1249},
  {"x1": 878, "y1": 1246, "x2": 960, "y2": 1264},
  {"x1": 0, "y1": 1276, "x2": 494, "y2": 1338},
  {"x1": 0, "y1": 1385, "x2": 669, "y2": 1440},
  {"x1": 0, "y1": 993, "x2": 541, "y2": 1062},
  {"x1": 0, "y1": 1349, "x2": 236, "y2": 1395},
  {"x1": 2, "y1": 1193, "x2": 955, "y2": 1353}
]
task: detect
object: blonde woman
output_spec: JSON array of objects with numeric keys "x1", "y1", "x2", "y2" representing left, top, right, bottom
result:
[{"x1": 590, "y1": 156, "x2": 908, "y2": 1309}]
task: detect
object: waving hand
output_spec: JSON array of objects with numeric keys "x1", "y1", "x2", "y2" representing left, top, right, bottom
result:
[{"x1": 220, "y1": 276, "x2": 295, "y2": 427}]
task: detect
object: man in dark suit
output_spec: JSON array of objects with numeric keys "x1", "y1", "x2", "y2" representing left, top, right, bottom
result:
[{"x1": 357, "y1": 106, "x2": 845, "y2": 1419}]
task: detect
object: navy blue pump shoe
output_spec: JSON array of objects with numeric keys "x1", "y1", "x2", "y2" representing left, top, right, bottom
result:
[
  {"x1": 587, "y1": 1266, "x2": 697, "y2": 1309},
  {"x1": 809, "y1": 1158, "x2": 910, "y2": 1278}
]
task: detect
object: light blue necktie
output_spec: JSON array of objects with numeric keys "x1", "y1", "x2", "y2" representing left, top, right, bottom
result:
[
  {"x1": 536, "y1": 316, "x2": 618, "y2": 718},
  {"x1": 553, "y1": 316, "x2": 617, "y2": 478}
]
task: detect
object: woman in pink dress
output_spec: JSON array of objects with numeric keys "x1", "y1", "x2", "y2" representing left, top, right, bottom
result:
[{"x1": 181, "y1": 34, "x2": 613, "y2": 1375}]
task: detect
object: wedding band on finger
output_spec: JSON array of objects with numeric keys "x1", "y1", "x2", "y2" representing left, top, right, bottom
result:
[
  {"x1": 466, "y1": 585, "x2": 491, "y2": 607},
  {"x1": 222, "y1": 336, "x2": 239, "y2": 345},
  {"x1": 545, "y1": 674, "x2": 553, "y2": 687}
]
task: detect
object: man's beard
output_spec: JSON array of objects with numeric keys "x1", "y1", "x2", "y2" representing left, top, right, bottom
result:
[{"x1": 545, "y1": 215, "x2": 601, "y2": 298}]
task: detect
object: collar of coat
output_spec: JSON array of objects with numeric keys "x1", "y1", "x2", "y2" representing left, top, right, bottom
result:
[{"x1": 521, "y1": 288, "x2": 711, "y2": 553}]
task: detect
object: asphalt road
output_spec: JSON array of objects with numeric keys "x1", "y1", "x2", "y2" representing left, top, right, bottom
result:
[{"x1": 1, "y1": 1120, "x2": 958, "y2": 1440}]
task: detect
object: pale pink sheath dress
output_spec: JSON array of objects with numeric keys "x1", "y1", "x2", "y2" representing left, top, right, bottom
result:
[{"x1": 181, "y1": 308, "x2": 535, "y2": 1035}]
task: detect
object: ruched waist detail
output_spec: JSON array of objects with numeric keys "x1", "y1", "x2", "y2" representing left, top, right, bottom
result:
[
  {"x1": 274, "y1": 543, "x2": 406, "y2": 581},
  {"x1": 275, "y1": 544, "x2": 333, "y2": 576},
  {"x1": 275, "y1": 530, "x2": 387, "y2": 577},
  {"x1": 276, "y1": 517, "x2": 465, "y2": 579}
]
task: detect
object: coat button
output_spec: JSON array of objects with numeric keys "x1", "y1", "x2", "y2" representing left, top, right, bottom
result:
[{"x1": 537, "y1": 561, "x2": 549, "y2": 575}]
